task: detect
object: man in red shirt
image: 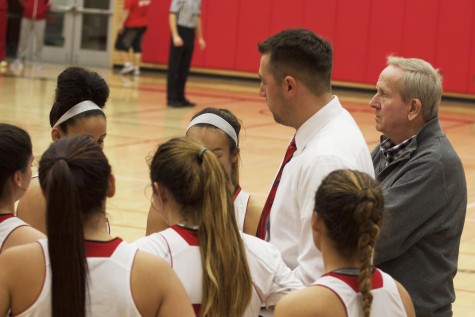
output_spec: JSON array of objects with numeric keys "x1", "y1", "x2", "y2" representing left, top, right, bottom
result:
[
  {"x1": 10, "y1": 0, "x2": 51, "y2": 71},
  {"x1": 115, "y1": 0, "x2": 150, "y2": 76}
]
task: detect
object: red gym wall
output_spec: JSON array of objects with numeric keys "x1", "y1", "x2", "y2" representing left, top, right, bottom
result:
[{"x1": 141, "y1": 0, "x2": 475, "y2": 95}]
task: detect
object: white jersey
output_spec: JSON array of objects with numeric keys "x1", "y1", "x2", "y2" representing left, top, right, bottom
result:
[
  {"x1": 0, "y1": 214, "x2": 28, "y2": 252},
  {"x1": 134, "y1": 225, "x2": 303, "y2": 316},
  {"x1": 314, "y1": 268, "x2": 407, "y2": 317},
  {"x1": 234, "y1": 186, "x2": 250, "y2": 232},
  {"x1": 16, "y1": 239, "x2": 142, "y2": 317}
]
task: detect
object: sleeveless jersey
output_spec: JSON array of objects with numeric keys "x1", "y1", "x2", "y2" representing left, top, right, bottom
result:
[
  {"x1": 0, "y1": 214, "x2": 29, "y2": 252},
  {"x1": 15, "y1": 238, "x2": 142, "y2": 317},
  {"x1": 134, "y1": 225, "x2": 303, "y2": 316},
  {"x1": 314, "y1": 268, "x2": 407, "y2": 317},
  {"x1": 233, "y1": 186, "x2": 250, "y2": 232}
]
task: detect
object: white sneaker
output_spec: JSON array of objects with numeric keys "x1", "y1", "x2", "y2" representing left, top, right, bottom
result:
[
  {"x1": 133, "y1": 66, "x2": 140, "y2": 76},
  {"x1": 120, "y1": 62, "x2": 134, "y2": 74},
  {"x1": 10, "y1": 59, "x2": 23, "y2": 72},
  {"x1": 33, "y1": 62, "x2": 43, "y2": 71}
]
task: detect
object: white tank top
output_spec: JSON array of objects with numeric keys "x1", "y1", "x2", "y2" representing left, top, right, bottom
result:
[
  {"x1": 233, "y1": 186, "x2": 250, "y2": 231},
  {"x1": 0, "y1": 214, "x2": 28, "y2": 252},
  {"x1": 134, "y1": 225, "x2": 303, "y2": 316},
  {"x1": 15, "y1": 238, "x2": 142, "y2": 317},
  {"x1": 314, "y1": 268, "x2": 407, "y2": 317}
]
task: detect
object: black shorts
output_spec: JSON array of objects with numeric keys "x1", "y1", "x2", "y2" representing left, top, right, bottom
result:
[{"x1": 114, "y1": 26, "x2": 147, "y2": 52}]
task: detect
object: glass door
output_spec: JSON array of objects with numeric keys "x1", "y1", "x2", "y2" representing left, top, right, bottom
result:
[{"x1": 43, "y1": 0, "x2": 113, "y2": 67}]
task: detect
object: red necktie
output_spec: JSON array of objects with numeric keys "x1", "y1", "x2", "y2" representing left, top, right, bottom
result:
[{"x1": 256, "y1": 137, "x2": 297, "y2": 239}]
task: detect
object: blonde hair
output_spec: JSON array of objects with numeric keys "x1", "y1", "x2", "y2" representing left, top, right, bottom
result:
[
  {"x1": 387, "y1": 56, "x2": 442, "y2": 122},
  {"x1": 314, "y1": 169, "x2": 384, "y2": 317},
  {"x1": 150, "y1": 137, "x2": 252, "y2": 316}
]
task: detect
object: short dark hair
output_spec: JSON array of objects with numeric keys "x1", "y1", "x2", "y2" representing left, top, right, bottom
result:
[{"x1": 258, "y1": 28, "x2": 333, "y2": 95}]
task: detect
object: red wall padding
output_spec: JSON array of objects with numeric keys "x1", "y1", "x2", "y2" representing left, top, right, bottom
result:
[
  {"x1": 365, "y1": 1, "x2": 405, "y2": 84},
  {"x1": 140, "y1": 0, "x2": 475, "y2": 95},
  {"x1": 436, "y1": 0, "x2": 474, "y2": 93}
]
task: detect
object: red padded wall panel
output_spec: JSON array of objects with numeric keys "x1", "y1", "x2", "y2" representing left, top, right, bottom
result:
[
  {"x1": 470, "y1": 4, "x2": 475, "y2": 94},
  {"x1": 141, "y1": 0, "x2": 170, "y2": 64},
  {"x1": 401, "y1": 0, "x2": 439, "y2": 64},
  {"x1": 332, "y1": 0, "x2": 372, "y2": 83},
  {"x1": 269, "y1": 0, "x2": 306, "y2": 34},
  {"x1": 235, "y1": 0, "x2": 272, "y2": 73},
  {"x1": 365, "y1": 0, "x2": 405, "y2": 84},
  {"x1": 303, "y1": 0, "x2": 338, "y2": 42},
  {"x1": 435, "y1": 0, "x2": 473, "y2": 93},
  {"x1": 198, "y1": 0, "x2": 239, "y2": 69}
]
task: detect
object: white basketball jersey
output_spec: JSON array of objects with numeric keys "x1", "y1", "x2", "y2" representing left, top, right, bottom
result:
[
  {"x1": 15, "y1": 238, "x2": 142, "y2": 317},
  {"x1": 0, "y1": 214, "x2": 28, "y2": 252},
  {"x1": 233, "y1": 186, "x2": 250, "y2": 232},
  {"x1": 315, "y1": 268, "x2": 407, "y2": 317}
]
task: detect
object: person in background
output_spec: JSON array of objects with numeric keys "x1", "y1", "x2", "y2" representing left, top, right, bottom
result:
[
  {"x1": 17, "y1": 66, "x2": 109, "y2": 234},
  {"x1": 369, "y1": 56, "x2": 467, "y2": 317},
  {"x1": 116, "y1": 0, "x2": 151, "y2": 76},
  {"x1": 10, "y1": 0, "x2": 51, "y2": 71},
  {"x1": 274, "y1": 169, "x2": 415, "y2": 317},
  {"x1": 146, "y1": 107, "x2": 262, "y2": 236},
  {"x1": 166, "y1": 0, "x2": 205, "y2": 107},
  {"x1": 256, "y1": 28, "x2": 374, "y2": 285},
  {"x1": 0, "y1": 135, "x2": 194, "y2": 317},
  {"x1": 0, "y1": 0, "x2": 7, "y2": 69},
  {"x1": 135, "y1": 137, "x2": 303, "y2": 316},
  {"x1": 0, "y1": 123, "x2": 45, "y2": 253}
]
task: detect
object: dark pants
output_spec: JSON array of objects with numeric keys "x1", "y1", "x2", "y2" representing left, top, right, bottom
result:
[{"x1": 167, "y1": 25, "x2": 195, "y2": 103}]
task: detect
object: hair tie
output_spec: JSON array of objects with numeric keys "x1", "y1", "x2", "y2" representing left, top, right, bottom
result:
[
  {"x1": 197, "y1": 147, "x2": 208, "y2": 162},
  {"x1": 55, "y1": 156, "x2": 68, "y2": 163}
]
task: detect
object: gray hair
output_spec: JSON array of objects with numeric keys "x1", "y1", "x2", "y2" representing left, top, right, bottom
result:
[{"x1": 387, "y1": 56, "x2": 442, "y2": 121}]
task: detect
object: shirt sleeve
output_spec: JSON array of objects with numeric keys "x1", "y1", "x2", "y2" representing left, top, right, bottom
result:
[
  {"x1": 169, "y1": 0, "x2": 181, "y2": 13},
  {"x1": 243, "y1": 235, "x2": 304, "y2": 308},
  {"x1": 124, "y1": 0, "x2": 134, "y2": 10}
]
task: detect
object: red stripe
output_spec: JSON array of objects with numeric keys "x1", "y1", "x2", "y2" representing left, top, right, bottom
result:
[
  {"x1": 0, "y1": 214, "x2": 15, "y2": 223},
  {"x1": 171, "y1": 225, "x2": 199, "y2": 246},
  {"x1": 85, "y1": 238, "x2": 123, "y2": 257},
  {"x1": 192, "y1": 304, "x2": 201, "y2": 315},
  {"x1": 323, "y1": 267, "x2": 383, "y2": 292},
  {"x1": 233, "y1": 186, "x2": 242, "y2": 200}
]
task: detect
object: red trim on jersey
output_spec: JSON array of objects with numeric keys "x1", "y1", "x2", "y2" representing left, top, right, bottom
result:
[
  {"x1": 233, "y1": 186, "x2": 242, "y2": 200},
  {"x1": 171, "y1": 225, "x2": 199, "y2": 246},
  {"x1": 85, "y1": 238, "x2": 123, "y2": 257},
  {"x1": 0, "y1": 214, "x2": 14, "y2": 222},
  {"x1": 323, "y1": 267, "x2": 383, "y2": 292},
  {"x1": 192, "y1": 304, "x2": 201, "y2": 315}
]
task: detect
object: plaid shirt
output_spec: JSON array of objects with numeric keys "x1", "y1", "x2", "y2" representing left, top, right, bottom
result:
[{"x1": 380, "y1": 135, "x2": 415, "y2": 166}]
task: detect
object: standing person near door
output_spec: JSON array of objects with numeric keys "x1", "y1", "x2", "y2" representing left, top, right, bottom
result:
[
  {"x1": 116, "y1": 0, "x2": 151, "y2": 76},
  {"x1": 166, "y1": 0, "x2": 205, "y2": 108},
  {"x1": 10, "y1": 0, "x2": 51, "y2": 71},
  {"x1": 0, "y1": 0, "x2": 7, "y2": 69}
]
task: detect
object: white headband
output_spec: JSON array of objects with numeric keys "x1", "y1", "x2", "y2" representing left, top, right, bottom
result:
[
  {"x1": 53, "y1": 100, "x2": 103, "y2": 128},
  {"x1": 186, "y1": 113, "x2": 238, "y2": 145}
]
